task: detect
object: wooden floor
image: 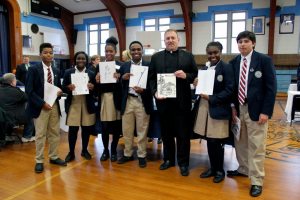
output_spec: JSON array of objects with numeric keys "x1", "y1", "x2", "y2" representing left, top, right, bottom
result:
[{"x1": 1, "y1": 99, "x2": 300, "y2": 200}]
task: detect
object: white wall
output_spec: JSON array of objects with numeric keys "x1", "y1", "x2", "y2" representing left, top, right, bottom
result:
[
  {"x1": 17, "y1": 0, "x2": 69, "y2": 56},
  {"x1": 18, "y1": 0, "x2": 300, "y2": 57}
]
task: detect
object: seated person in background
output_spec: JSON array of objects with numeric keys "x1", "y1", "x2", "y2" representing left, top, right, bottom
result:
[
  {"x1": 0, "y1": 73, "x2": 35, "y2": 142},
  {"x1": 297, "y1": 63, "x2": 300, "y2": 91}
]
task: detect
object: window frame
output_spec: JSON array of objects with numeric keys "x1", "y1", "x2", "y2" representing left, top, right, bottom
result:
[
  {"x1": 213, "y1": 11, "x2": 247, "y2": 54},
  {"x1": 88, "y1": 22, "x2": 109, "y2": 56},
  {"x1": 143, "y1": 17, "x2": 170, "y2": 55}
]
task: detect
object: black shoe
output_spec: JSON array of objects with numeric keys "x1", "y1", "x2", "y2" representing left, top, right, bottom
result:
[
  {"x1": 138, "y1": 157, "x2": 147, "y2": 168},
  {"x1": 213, "y1": 171, "x2": 225, "y2": 183},
  {"x1": 110, "y1": 154, "x2": 118, "y2": 162},
  {"x1": 65, "y1": 152, "x2": 75, "y2": 162},
  {"x1": 200, "y1": 168, "x2": 215, "y2": 178},
  {"x1": 180, "y1": 166, "x2": 189, "y2": 176},
  {"x1": 117, "y1": 156, "x2": 134, "y2": 164},
  {"x1": 100, "y1": 152, "x2": 109, "y2": 161},
  {"x1": 159, "y1": 160, "x2": 175, "y2": 170},
  {"x1": 81, "y1": 151, "x2": 92, "y2": 160},
  {"x1": 250, "y1": 185, "x2": 262, "y2": 197},
  {"x1": 34, "y1": 163, "x2": 44, "y2": 173},
  {"x1": 227, "y1": 170, "x2": 247, "y2": 177},
  {"x1": 157, "y1": 138, "x2": 162, "y2": 144},
  {"x1": 49, "y1": 158, "x2": 67, "y2": 166}
]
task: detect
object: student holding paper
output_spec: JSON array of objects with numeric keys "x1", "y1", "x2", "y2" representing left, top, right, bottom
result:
[
  {"x1": 95, "y1": 37, "x2": 123, "y2": 162},
  {"x1": 193, "y1": 41, "x2": 234, "y2": 183},
  {"x1": 118, "y1": 41, "x2": 153, "y2": 168},
  {"x1": 26, "y1": 43, "x2": 66, "y2": 173},
  {"x1": 228, "y1": 31, "x2": 276, "y2": 197},
  {"x1": 63, "y1": 51, "x2": 96, "y2": 162}
]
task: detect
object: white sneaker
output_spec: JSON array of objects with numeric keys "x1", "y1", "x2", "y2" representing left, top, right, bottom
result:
[
  {"x1": 21, "y1": 137, "x2": 30, "y2": 143},
  {"x1": 30, "y1": 136, "x2": 36, "y2": 142}
]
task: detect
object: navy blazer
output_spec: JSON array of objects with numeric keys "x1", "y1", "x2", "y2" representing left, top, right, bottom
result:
[
  {"x1": 230, "y1": 51, "x2": 277, "y2": 121},
  {"x1": 25, "y1": 63, "x2": 62, "y2": 118},
  {"x1": 198, "y1": 60, "x2": 234, "y2": 120},
  {"x1": 16, "y1": 63, "x2": 28, "y2": 84},
  {"x1": 119, "y1": 60, "x2": 153, "y2": 115},
  {"x1": 62, "y1": 68, "x2": 96, "y2": 114}
]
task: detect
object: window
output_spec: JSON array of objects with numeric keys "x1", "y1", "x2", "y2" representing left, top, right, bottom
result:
[
  {"x1": 88, "y1": 23, "x2": 109, "y2": 56},
  {"x1": 213, "y1": 11, "x2": 246, "y2": 54},
  {"x1": 144, "y1": 17, "x2": 170, "y2": 55}
]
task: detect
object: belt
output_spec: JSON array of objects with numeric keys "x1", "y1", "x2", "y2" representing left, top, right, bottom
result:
[{"x1": 128, "y1": 93, "x2": 139, "y2": 98}]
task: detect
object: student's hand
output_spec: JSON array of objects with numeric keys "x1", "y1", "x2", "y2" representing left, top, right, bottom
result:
[
  {"x1": 200, "y1": 94, "x2": 209, "y2": 100},
  {"x1": 43, "y1": 102, "x2": 52, "y2": 110},
  {"x1": 155, "y1": 91, "x2": 166, "y2": 100},
  {"x1": 67, "y1": 84, "x2": 76, "y2": 91},
  {"x1": 133, "y1": 86, "x2": 143, "y2": 94},
  {"x1": 174, "y1": 70, "x2": 186, "y2": 79},
  {"x1": 258, "y1": 113, "x2": 269, "y2": 125},
  {"x1": 88, "y1": 83, "x2": 94, "y2": 90},
  {"x1": 193, "y1": 78, "x2": 198, "y2": 87},
  {"x1": 114, "y1": 72, "x2": 120, "y2": 79},
  {"x1": 57, "y1": 89, "x2": 63, "y2": 97},
  {"x1": 122, "y1": 73, "x2": 133, "y2": 81},
  {"x1": 232, "y1": 107, "x2": 237, "y2": 123},
  {"x1": 96, "y1": 73, "x2": 101, "y2": 83}
]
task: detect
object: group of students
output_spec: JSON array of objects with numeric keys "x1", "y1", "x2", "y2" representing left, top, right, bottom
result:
[{"x1": 23, "y1": 29, "x2": 276, "y2": 197}]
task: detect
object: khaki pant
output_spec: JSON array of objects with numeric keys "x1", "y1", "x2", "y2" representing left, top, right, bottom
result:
[
  {"x1": 235, "y1": 104, "x2": 268, "y2": 186},
  {"x1": 122, "y1": 96, "x2": 150, "y2": 158},
  {"x1": 34, "y1": 103, "x2": 60, "y2": 163}
]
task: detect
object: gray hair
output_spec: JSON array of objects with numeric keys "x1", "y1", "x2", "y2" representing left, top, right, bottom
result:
[{"x1": 2, "y1": 73, "x2": 16, "y2": 84}]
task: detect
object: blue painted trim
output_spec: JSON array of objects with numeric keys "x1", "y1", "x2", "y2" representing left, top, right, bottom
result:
[
  {"x1": 74, "y1": 24, "x2": 86, "y2": 31},
  {"x1": 21, "y1": 13, "x2": 63, "y2": 29},
  {"x1": 138, "y1": 9, "x2": 174, "y2": 18},
  {"x1": 74, "y1": 16, "x2": 115, "y2": 31},
  {"x1": 171, "y1": 18, "x2": 184, "y2": 23},
  {"x1": 126, "y1": 18, "x2": 142, "y2": 27}
]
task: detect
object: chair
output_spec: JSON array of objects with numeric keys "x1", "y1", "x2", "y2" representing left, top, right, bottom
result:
[
  {"x1": 0, "y1": 106, "x2": 22, "y2": 145},
  {"x1": 290, "y1": 94, "x2": 300, "y2": 126}
]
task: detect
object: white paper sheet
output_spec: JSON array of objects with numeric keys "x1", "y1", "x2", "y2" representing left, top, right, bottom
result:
[
  {"x1": 99, "y1": 61, "x2": 117, "y2": 83},
  {"x1": 157, "y1": 73, "x2": 176, "y2": 98},
  {"x1": 71, "y1": 73, "x2": 89, "y2": 95},
  {"x1": 196, "y1": 70, "x2": 215, "y2": 95},
  {"x1": 129, "y1": 65, "x2": 149, "y2": 89},
  {"x1": 44, "y1": 82, "x2": 61, "y2": 106}
]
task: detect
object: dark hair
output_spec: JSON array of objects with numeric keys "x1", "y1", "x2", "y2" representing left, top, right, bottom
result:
[
  {"x1": 236, "y1": 30, "x2": 256, "y2": 43},
  {"x1": 206, "y1": 41, "x2": 223, "y2": 52},
  {"x1": 129, "y1": 41, "x2": 143, "y2": 50},
  {"x1": 39, "y1": 43, "x2": 53, "y2": 53},
  {"x1": 106, "y1": 36, "x2": 118, "y2": 51},
  {"x1": 74, "y1": 51, "x2": 89, "y2": 65}
]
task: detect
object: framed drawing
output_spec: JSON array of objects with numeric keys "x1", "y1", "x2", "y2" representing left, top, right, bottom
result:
[
  {"x1": 252, "y1": 16, "x2": 265, "y2": 35},
  {"x1": 280, "y1": 14, "x2": 295, "y2": 34}
]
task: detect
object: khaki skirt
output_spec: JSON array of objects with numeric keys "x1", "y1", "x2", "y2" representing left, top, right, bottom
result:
[
  {"x1": 100, "y1": 92, "x2": 121, "y2": 121},
  {"x1": 67, "y1": 95, "x2": 95, "y2": 126},
  {"x1": 193, "y1": 99, "x2": 229, "y2": 139}
]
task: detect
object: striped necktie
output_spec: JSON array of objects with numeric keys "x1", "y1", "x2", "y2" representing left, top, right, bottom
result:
[
  {"x1": 238, "y1": 58, "x2": 247, "y2": 105},
  {"x1": 47, "y1": 67, "x2": 52, "y2": 84}
]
